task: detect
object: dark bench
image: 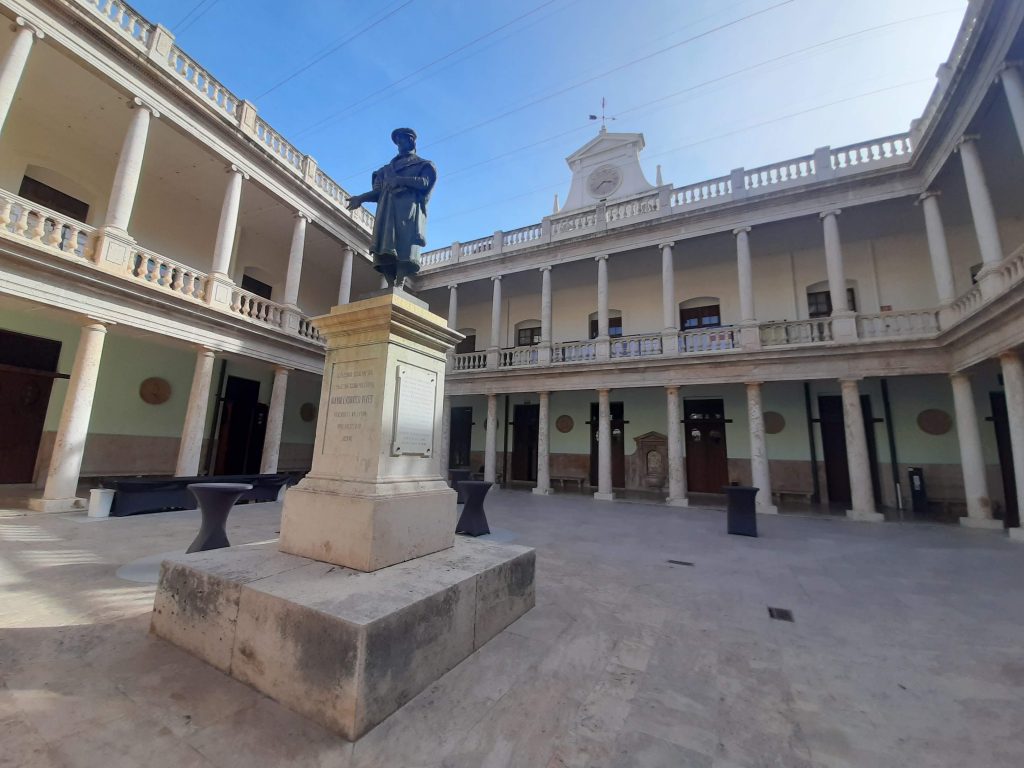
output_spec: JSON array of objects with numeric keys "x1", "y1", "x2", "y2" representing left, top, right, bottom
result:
[{"x1": 100, "y1": 473, "x2": 299, "y2": 517}]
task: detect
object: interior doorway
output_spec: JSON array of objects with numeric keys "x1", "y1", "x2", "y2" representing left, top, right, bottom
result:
[
  {"x1": 989, "y1": 392, "x2": 1019, "y2": 528},
  {"x1": 448, "y1": 406, "x2": 473, "y2": 469},
  {"x1": 589, "y1": 401, "x2": 625, "y2": 488},
  {"x1": 817, "y1": 395, "x2": 881, "y2": 508},
  {"x1": 0, "y1": 329, "x2": 63, "y2": 484},
  {"x1": 213, "y1": 376, "x2": 267, "y2": 475},
  {"x1": 683, "y1": 398, "x2": 729, "y2": 493},
  {"x1": 511, "y1": 403, "x2": 539, "y2": 482}
]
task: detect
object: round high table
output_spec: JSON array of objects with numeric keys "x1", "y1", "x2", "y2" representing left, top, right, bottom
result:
[
  {"x1": 455, "y1": 480, "x2": 492, "y2": 536},
  {"x1": 722, "y1": 485, "x2": 759, "y2": 537},
  {"x1": 186, "y1": 483, "x2": 252, "y2": 553},
  {"x1": 449, "y1": 468, "x2": 472, "y2": 503}
]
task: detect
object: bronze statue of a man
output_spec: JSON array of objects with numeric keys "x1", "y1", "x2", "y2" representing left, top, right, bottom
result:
[{"x1": 346, "y1": 128, "x2": 437, "y2": 289}]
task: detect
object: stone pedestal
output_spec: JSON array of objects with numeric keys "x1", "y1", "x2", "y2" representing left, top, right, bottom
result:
[
  {"x1": 279, "y1": 291, "x2": 462, "y2": 572},
  {"x1": 151, "y1": 290, "x2": 537, "y2": 740}
]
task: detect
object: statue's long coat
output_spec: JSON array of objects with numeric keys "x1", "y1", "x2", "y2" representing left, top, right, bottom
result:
[{"x1": 368, "y1": 153, "x2": 437, "y2": 274}]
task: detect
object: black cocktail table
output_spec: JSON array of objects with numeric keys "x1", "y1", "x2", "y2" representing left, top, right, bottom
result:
[
  {"x1": 449, "y1": 468, "x2": 472, "y2": 503},
  {"x1": 186, "y1": 483, "x2": 252, "y2": 553},
  {"x1": 455, "y1": 480, "x2": 492, "y2": 536},
  {"x1": 723, "y1": 485, "x2": 759, "y2": 537}
]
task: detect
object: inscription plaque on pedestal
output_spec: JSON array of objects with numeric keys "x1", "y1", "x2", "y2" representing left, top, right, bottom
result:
[
  {"x1": 322, "y1": 356, "x2": 378, "y2": 459},
  {"x1": 392, "y1": 363, "x2": 436, "y2": 456}
]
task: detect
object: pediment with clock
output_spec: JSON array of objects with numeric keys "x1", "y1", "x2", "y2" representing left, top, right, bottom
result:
[{"x1": 558, "y1": 130, "x2": 657, "y2": 212}]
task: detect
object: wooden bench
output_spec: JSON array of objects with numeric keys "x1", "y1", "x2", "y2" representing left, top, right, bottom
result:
[
  {"x1": 771, "y1": 489, "x2": 814, "y2": 505},
  {"x1": 551, "y1": 475, "x2": 586, "y2": 491}
]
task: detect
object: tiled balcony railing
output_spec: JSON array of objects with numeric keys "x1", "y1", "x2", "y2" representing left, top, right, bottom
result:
[{"x1": 0, "y1": 187, "x2": 324, "y2": 344}]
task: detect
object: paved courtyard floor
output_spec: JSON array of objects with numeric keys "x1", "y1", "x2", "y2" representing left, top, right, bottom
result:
[{"x1": 1, "y1": 490, "x2": 1023, "y2": 767}]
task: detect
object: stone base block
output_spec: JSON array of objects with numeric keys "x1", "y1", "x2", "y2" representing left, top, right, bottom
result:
[
  {"x1": 279, "y1": 483, "x2": 457, "y2": 571},
  {"x1": 756, "y1": 504, "x2": 779, "y2": 515},
  {"x1": 665, "y1": 497, "x2": 689, "y2": 507},
  {"x1": 26, "y1": 496, "x2": 86, "y2": 513},
  {"x1": 1007, "y1": 526, "x2": 1024, "y2": 542},
  {"x1": 846, "y1": 509, "x2": 885, "y2": 522},
  {"x1": 959, "y1": 516, "x2": 1003, "y2": 530},
  {"x1": 151, "y1": 538, "x2": 535, "y2": 740},
  {"x1": 531, "y1": 486, "x2": 553, "y2": 496},
  {"x1": 593, "y1": 492, "x2": 615, "y2": 502}
]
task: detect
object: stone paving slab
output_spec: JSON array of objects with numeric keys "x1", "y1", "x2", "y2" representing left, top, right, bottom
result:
[{"x1": 1, "y1": 492, "x2": 1023, "y2": 766}]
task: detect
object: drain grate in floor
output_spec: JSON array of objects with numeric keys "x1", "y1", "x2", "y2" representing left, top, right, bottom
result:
[
  {"x1": 666, "y1": 559, "x2": 694, "y2": 566},
  {"x1": 767, "y1": 607, "x2": 794, "y2": 622}
]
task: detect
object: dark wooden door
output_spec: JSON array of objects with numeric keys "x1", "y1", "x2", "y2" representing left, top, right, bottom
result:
[
  {"x1": 214, "y1": 376, "x2": 266, "y2": 475},
  {"x1": 589, "y1": 402, "x2": 626, "y2": 487},
  {"x1": 0, "y1": 330, "x2": 62, "y2": 484},
  {"x1": 818, "y1": 395, "x2": 880, "y2": 508},
  {"x1": 512, "y1": 404, "x2": 539, "y2": 481},
  {"x1": 990, "y1": 392, "x2": 1018, "y2": 528},
  {"x1": 683, "y1": 399, "x2": 729, "y2": 493},
  {"x1": 449, "y1": 406, "x2": 473, "y2": 469}
]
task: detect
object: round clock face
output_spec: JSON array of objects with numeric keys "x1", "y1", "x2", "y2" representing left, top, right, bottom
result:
[
  {"x1": 586, "y1": 165, "x2": 622, "y2": 198},
  {"x1": 139, "y1": 377, "x2": 171, "y2": 405}
]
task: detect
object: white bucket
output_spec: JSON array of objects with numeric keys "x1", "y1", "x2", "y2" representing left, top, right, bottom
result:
[{"x1": 88, "y1": 488, "x2": 115, "y2": 519}]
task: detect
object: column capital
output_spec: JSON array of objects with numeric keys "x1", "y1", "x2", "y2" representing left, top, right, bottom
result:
[
  {"x1": 595, "y1": 254, "x2": 609, "y2": 263},
  {"x1": 129, "y1": 95, "x2": 161, "y2": 118},
  {"x1": 447, "y1": 282, "x2": 458, "y2": 290},
  {"x1": 998, "y1": 349, "x2": 1021, "y2": 363},
  {"x1": 82, "y1": 315, "x2": 114, "y2": 329},
  {"x1": 665, "y1": 385, "x2": 679, "y2": 394},
  {"x1": 293, "y1": 211, "x2": 311, "y2": 222},
  {"x1": 948, "y1": 370, "x2": 972, "y2": 381},
  {"x1": 194, "y1": 345, "x2": 218, "y2": 356},
  {"x1": 539, "y1": 265, "x2": 552, "y2": 273},
  {"x1": 916, "y1": 190, "x2": 942, "y2": 204},
  {"x1": 490, "y1": 274, "x2": 502, "y2": 282},
  {"x1": 272, "y1": 364, "x2": 292, "y2": 375},
  {"x1": 536, "y1": 390, "x2": 550, "y2": 397},
  {"x1": 819, "y1": 208, "x2": 842, "y2": 219},
  {"x1": 838, "y1": 376, "x2": 863, "y2": 385},
  {"x1": 997, "y1": 60, "x2": 1023, "y2": 81},
  {"x1": 228, "y1": 163, "x2": 251, "y2": 180},
  {"x1": 955, "y1": 134, "x2": 980, "y2": 151},
  {"x1": 732, "y1": 226, "x2": 751, "y2": 236},
  {"x1": 658, "y1": 242, "x2": 675, "y2": 250},
  {"x1": 745, "y1": 380, "x2": 764, "y2": 388},
  {"x1": 14, "y1": 16, "x2": 45, "y2": 39},
  {"x1": 596, "y1": 387, "x2": 611, "y2": 395}
]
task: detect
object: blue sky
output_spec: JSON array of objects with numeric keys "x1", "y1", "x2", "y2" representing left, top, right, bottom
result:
[{"x1": 133, "y1": 0, "x2": 967, "y2": 247}]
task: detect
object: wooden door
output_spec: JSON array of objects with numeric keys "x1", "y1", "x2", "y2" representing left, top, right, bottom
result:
[
  {"x1": 818, "y1": 395, "x2": 880, "y2": 508},
  {"x1": 214, "y1": 376, "x2": 265, "y2": 475},
  {"x1": 990, "y1": 392, "x2": 1018, "y2": 528},
  {"x1": 512, "y1": 404, "x2": 539, "y2": 482},
  {"x1": 589, "y1": 402, "x2": 626, "y2": 488},
  {"x1": 683, "y1": 399, "x2": 729, "y2": 493},
  {"x1": 449, "y1": 406, "x2": 473, "y2": 469},
  {"x1": 0, "y1": 330, "x2": 62, "y2": 484}
]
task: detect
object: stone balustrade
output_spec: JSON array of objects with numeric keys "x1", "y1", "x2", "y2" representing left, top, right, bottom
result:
[
  {"x1": 253, "y1": 116, "x2": 303, "y2": 175},
  {"x1": 611, "y1": 334, "x2": 662, "y2": 358},
  {"x1": 678, "y1": 327, "x2": 737, "y2": 353},
  {"x1": 552, "y1": 340, "x2": 597, "y2": 363},
  {"x1": 760, "y1": 319, "x2": 833, "y2": 346},
  {"x1": 670, "y1": 175, "x2": 733, "y2": 208},
  {"x1": 452, "y1": 351, "x2": 487, "y2": 371},
  {"x1": 856, "y1": 309, "x2": 938, "y2": 340},
  {"x1": 831, "y1": 134, "x2": 913, "y2": 174},
  {"x1": 88, "y1": 0, "x2": 152, "y2": 46},
  {"x1": 127, "y1": 247, "x2": 207, "y2": 302},
  {"x1": 297, "y1": 317, "x2": 324, "y2": 343},
  {"x1": 0, "y1": 191, "x2": 92, "y2": 260},
  {"x1": 745, "y1": 156, "x2": 815, "y2": 191},
  {"x1": 230, "y1": 286, "x2": 284, "y2": 328},
  {"x1": 499, "y1": 346, "x2": 540, "y2": 368}
]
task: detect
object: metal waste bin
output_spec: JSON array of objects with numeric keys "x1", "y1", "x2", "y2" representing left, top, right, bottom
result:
[
  {"x1": 908, "y1": 467, "x2": 928, "y2": 516},
  {"x1": 723, "y1": 485, "x2": 759, "y2": 537}
]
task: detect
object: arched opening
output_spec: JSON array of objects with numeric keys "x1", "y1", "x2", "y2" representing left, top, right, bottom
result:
[
  {"x1": 240, "y1": 265, "x2": 276, "y2": 300},
  {"x1": 19, "y1": 164, "x2": 93, "y2": 223},
  {"x1": 679, "y1": 296, "x2": 722, "y2": 329},
  {"x1": 588, "y1": 309, "x2": 622, "y2": 339},
  {"x1": 806, "y1": 280, "x2": 857, "y2": 317},
  {"x1": 514, "y1": 318, "x2": 541, "y2": 346},
  {"x1": 455, "y1": 327, "x2": 477, "y2": 354}
]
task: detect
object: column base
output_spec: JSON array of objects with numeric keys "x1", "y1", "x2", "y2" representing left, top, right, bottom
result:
[
  {"x1": 666, "y1": 496, "x2": 689, "y2": 507},
  {"x1": 846, "y1": 509, "x2": 884, "y2": 522},
  {"x1": 831, "y1": 312, "x2": 858, "y2": 343},
  {"x1": 756, "y1": 503, "x2": 779, "y2": 515},
  {"x1": 531, "y1": 486, "x2": 553, "y2": 496},
  {"x1": 959, "y1": 516, "x2": 1003, "y2": 530},
  {"x1": 27, "y1": 496, "x2": 87, "y2": 513},
  {"x1": 1007, "y1": 527, "x2": 1024, "y2": 542},
  {"x1": 593, "y1": 492, "x2": 615, "y2": 502},
  {"x1": 738, "y1": 324, "x2": 762, "y2": 351}
]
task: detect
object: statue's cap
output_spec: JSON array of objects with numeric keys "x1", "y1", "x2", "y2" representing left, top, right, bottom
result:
[{"x1": 391, "y1": 127, "x2": 417, "y2": 143}]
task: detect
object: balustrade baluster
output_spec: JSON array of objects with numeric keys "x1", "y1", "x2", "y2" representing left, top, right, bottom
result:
[
  {"x1": 27, "y1": 212, "x2": 44, "y2": 242},
  {"x1": 62, "y1": 225, "x2": 79, "y2": 255},
  {"x1": 43, "y1": 219, "x2": 61, "y2": 247}
]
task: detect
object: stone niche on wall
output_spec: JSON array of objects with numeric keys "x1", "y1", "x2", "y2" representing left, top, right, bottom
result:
[{"x1": 628, "y1": 432, "x2": 668, "y2": 492}]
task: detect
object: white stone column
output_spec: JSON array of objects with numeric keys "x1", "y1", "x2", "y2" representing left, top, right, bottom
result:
[
  {"x1": 29, "y1": 321, "x2": 108, "y2": 513},
  {"x1": 840, "y1": 378, "x2": 883, "y2": 521},
  {"x1": 999, "y1": 64, "x2": 1024, "y2": 158},
  {"x1": 747, "y1": 382, "x2": 778, "y2": 514},
  {"x1": 957, "y1": 136, "x2": 1004, "y2": 269},
  {"x1": 174, "y1": 347, "x2": 216, "y2": 477},
  {"x1": 918, "y1": 192, "x2": 956, "y2": 305},
  {"x1": 1000, "y1": 351, "x2": 1024, "y2": 541},
  {"x1": 0, "y1": 18, "x2": 42, "y2": 137},
  {"x1": 487, "y1": 276, "x2": 502, "y2": 369},
  {"x1": 595, "y1": 388, "x2": 614, "y2": 501},
  {"x1": 104, "y1": 98, "x2": 158, "y2": 233},
  {"x1": 439, "y1": 396, "x2": 451, "y2": 474},
  {"x1": 533, "y1": 391, "x2": 552, "y2": 495},
  {"x1": 660, "y1": 242, "x2": 676, "y2": 331},
  {"x1": 447, "y1": 283, "x2": 458, "y2": 330},
  {"x1": 210, "y1": 165, "x2": 247, "y2": 278},
  {"x1": 538, "y1": 267, "x2": 552, "y2": 365},
  {"x1": 260, "y1": 366, "x2": 289, "y2": 474},
  {"x1": 337, "y1": 246, "x2": 354, "y2": 305},
  {"x1": 735, "y1": 228, "x2": 755, "y2": 322},
  {"x1": 484, "y1": 393, "x2": 498, "y2": 483},
  {"x1": 596, "y1": 255, "x2": 610, "y2": 360},
  {"x1": 666, "y1": 386, "x2": 688, "y2": 506},
  {"x1": 950, "y1": 373, "x2": 998, "y2": 528},
  {"x1": 282, "y1": 213, "x2": 308, "y2": 308},
  {"x1": 820, "y1": 209, "x2": 847, "y2": 315}
]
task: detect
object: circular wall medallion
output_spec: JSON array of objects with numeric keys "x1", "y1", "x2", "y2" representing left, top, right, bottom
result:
[
  {"x1": 300, "y1": 402, "x2": 318, "y2": 422},
  {"x1": 586, "y1": 165, "x2": 622, "y2": 199},
  {"x1": 917, "y1": 408, "x2": 952, "y2": 435},
  {"x1": 139, "y1": 377, "x2": 171, "y2": 405},
  {"x1": 763, "y1": 411, "x2": 786, "y2": 435},
  {"x1": 555, "y1": 415, "x2": 574, "y2": 433}
]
